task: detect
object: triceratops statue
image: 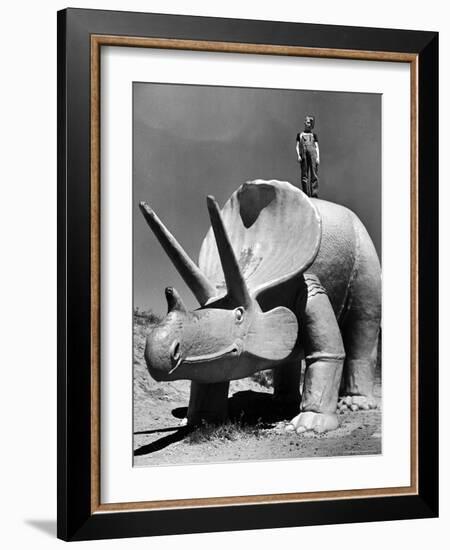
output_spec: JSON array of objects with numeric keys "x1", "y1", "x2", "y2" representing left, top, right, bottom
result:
[{"x1": 139, "y1": 179, "x2": 381, "y2": 434}]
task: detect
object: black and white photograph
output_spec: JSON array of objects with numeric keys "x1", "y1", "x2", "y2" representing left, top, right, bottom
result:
[{"x1": 132, "y1": 82, "x2": 382, "y2": 466}]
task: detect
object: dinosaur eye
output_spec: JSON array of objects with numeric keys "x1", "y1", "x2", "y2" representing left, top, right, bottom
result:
[
  {"x1": 170, "y1": 341, "x2": 181, "y2": 361},
  {"x1": 234, "y1": 307, "x2": 244, "y2": 324}
]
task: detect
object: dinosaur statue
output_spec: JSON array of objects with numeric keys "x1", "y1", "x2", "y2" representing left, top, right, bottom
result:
[{"x1": 139, "y1": 179, "x2": 381, "y2": 434}]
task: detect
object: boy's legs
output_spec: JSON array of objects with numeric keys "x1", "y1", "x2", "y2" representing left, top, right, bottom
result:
[
  {"x1": 310, "y1": 155, "x2": 319, "y2": 198},
  {"x1": 300, "y1": 157, "x2": 309, "y2": 194}
]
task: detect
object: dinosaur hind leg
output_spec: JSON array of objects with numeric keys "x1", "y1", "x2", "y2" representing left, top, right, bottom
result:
[
  {"x1": 339, "y1": 217, "x2": 381, "y2": 412},
  {"x1": 338, "y1": 319, "x2": 379, "y2": 412}
]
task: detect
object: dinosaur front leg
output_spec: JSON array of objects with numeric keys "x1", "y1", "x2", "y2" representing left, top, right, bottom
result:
[
  {"x1": 272, "y1": 359, "x2": 302, "y2": 418},
  {"x1": 186, "y1": 381, "x2": 230, "y2": 425},
  {"x1": 287, "y1": 276, "x2": 345, "y2": 434}
]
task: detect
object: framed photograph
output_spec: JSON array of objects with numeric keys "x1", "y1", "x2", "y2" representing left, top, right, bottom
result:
[{"x1": 57, "y1": 8, "x2": 438, "y2": 541}]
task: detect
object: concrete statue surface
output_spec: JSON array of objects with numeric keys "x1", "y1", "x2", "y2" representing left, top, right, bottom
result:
[{"x1": 139, "y1": 179, "x2": 381, "y2": 434}]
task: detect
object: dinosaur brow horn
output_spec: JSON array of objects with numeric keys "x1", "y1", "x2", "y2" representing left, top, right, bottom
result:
[
  {"x1": 139, "y1": 201, "x2": 216, "y2": 306},
  {"x1": 206, "y1": 196, "x2": 251, "y2": 308}
]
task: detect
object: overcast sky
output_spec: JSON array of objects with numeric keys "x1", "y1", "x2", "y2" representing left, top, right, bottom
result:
[{"x1": 133, "y1": 83, "x2": 381, "y2": 315}]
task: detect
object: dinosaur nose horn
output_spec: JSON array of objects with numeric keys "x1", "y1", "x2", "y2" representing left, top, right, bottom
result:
[{"x1": 165, "y1": 287, "x2": 187, "y2": 313}]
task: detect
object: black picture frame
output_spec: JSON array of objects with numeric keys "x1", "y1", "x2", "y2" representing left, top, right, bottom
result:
[{"x1": 57, "y1": 7, "x2": 438, "y2": 541}]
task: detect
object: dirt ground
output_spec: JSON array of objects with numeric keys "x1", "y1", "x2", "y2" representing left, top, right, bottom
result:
[{"x1": 133, "y1": 315, "x2": 382, "y2": 467}]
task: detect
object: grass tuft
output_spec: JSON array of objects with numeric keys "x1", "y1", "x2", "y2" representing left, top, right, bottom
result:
[
  {"x1": 250, "y1": 369, "x2": 273, "y2": 388},
  {"x1": 186, "y1": 414, "x2": 272, "y2": 445}
]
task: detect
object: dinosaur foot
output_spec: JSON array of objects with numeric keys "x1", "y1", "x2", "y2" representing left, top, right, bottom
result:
[
  {"x1": 285, "y1": 411, "x2": 339, "y2": 434},
  {"x1": 337, "y1": 395, "x2": 377, "y2": 413}
]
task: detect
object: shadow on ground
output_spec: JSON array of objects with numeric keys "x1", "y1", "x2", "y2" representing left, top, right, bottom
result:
[
  {"x1": 134, "y1": 390, "x2": 297, "y2": 457},
  {"x1": 134, "y1": 426, "x2": 194, "y2": 456}
]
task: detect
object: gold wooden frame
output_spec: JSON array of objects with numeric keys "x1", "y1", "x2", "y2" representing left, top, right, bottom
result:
[{"x1": 90, "y1": 35, "x2": 419, "y2": 514}]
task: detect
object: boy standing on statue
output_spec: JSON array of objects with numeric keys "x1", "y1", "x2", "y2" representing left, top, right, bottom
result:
[{"x1": 296, "y1": 115, "x2": 320, "y2": 197}]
